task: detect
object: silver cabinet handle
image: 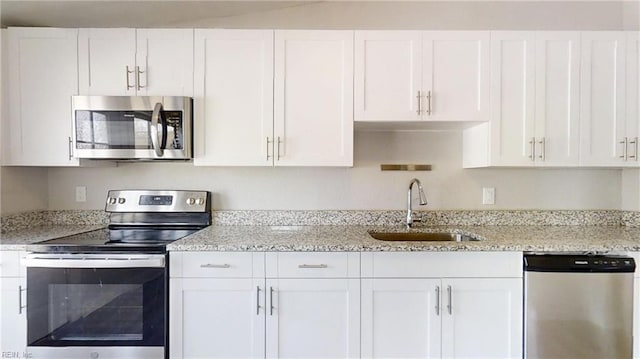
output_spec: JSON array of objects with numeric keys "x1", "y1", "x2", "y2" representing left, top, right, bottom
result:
[
  {"x1": 256, "y1": 286, "x2": 261, "y2": 315},
  {"x1": 416, "y1": 91, "x2": 422, "y2": 115},
  {"x1": 529, "y1": 137, "x2": 536, "y2": 161},
  {"x1": 276, "y1": 136, "x2": 282, "y2": 161},
  {"x1": 125, "y1": 65, "x2": 135, "y2": 90},
  {"x1": 266, "y1": 137, "x2": 273, "y2": 161},
  {"x1": 538, "y1": 137, "x2": 546, "y2": 161},
  {"x1": 68, "y1": 136, "x2": 73, "y2": 160},
  {"x1": 136, "y1": 66, "x2": 145, "y2": 90},
  {"x1": 435, "y1": 285, "x2": 440, "y2": 316},
  {"x1": 426, "y1": 91, "x2": 432, "y2": 115},
  {"x1": 629, "y1": 137, "x2": 638, "y2": 161},
  {"x1": 269, "y1": 286, "x2": 274, "y2": 316},
  {"x1": 298, "y1": 264, "x2": 328, "y2": 269},
  {"x1": 18, "y1": 285, "x2": 26, "y2": 314},
  {"x1": 446, "y1": 285, "x2": 452, "y2": 315},
  {"x1": 620, "y1": 137, "x2": 628, "y2": 160},
  {"x1": 200, "y1": 263, "x2": 231, "y2": 269}
]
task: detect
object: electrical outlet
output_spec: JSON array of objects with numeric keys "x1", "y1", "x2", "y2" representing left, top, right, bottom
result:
[
  {"x1": 75, "y1": 186, "x2": 87, "y2": 202},
  {"x1": 482, "y1": 187, "x2": 495, "y2": 205}
]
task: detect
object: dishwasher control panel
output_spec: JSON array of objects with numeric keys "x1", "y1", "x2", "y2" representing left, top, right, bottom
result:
[{"x1": 524, "y1": 254, "x2": 636, "y2": 273}]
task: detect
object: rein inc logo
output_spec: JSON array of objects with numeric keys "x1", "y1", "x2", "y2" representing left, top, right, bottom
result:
[{"x1": 1, "y1": 352, "x2": 32, "y2": 358}]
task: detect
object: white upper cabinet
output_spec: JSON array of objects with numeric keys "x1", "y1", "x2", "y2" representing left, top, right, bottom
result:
[
  {"x1": 79, "y1": 28, "x2": 193, "y2": 96},
  {"x1": 354, "y1": 31, "x2": 490, "y2": 123},
  {"x1": 355, "y1": 31, "x2": 422, "y2": 121},
  {"x1": 463, "y1": 31, "x2": 581, "y2": 168},
  {"x1": 193, "y1": 30, "x2": 274, "y2": 166},
  {"x1": 534, "y1": 32, "x2": 581, "y2": 166},
  {"x1": 135, "y1": 29, "x2": 194, "y2": 96},
  {"x1": 626, "y1": 31, "x2": 640, "y2": 166},
  {"x1": 5, "y1": 27, "x2": 80, "y2": 166},
  {"x1": 424, "y1": 32, "x2": 490, "y2": 122},
  {"x1": 274, "y1": 30, "x2": 354, "y2": 166},
  {"x1": 194, "y1": 29, "x2": 353, "y2": 167},
  {"x1": 579, "y1": 32, "x2": 628, "y2": 166}
]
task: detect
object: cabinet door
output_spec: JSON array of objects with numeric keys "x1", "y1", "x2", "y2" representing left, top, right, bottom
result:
[
  {"x1": 266, "y1": 278, "x2": 360, "y2": 358},
  {"x1": 535, "y1": 32, "x2": 581, "y2": 167},
  {"x1": 274, "y1": 30, "x2": 354, "y2": 166},
  {"x1": 354, "y1": 31, "x2": 422, "y2": 122},
  {"x1": 627, "y1": 32, "x2": 640, "y2": 165},
  {"x1": 361, "y1": 279, "x2": 441, "y2": 359},
  {"x1": 0, "y1": 277, "x2": 27, "y2": 355},
  {"x1": 170, "y1": 278, "x2": 265, "y2": 359},
  {"x1": 193, "y1": 30, "x2": 274, "y2": 166},
  {"x1": 579, "y1": 32, "x2": 627, "y2": 166},
  {"x1": 441, "y1": 278, "x2": 522, "y2": 359},
  {"x1": 135, "y1": 29, "x2": 194, "y2": 96},
  {"x1": 6, "y1": 27, "x2": 79, "y2": 166},
  {"x1": 423, "y1": 31, "x2": 490, "y2": 122},
  {"x1": 78, "y1": 28, "x2": 136, "y2": 95},
  {"x1": 488, "y1": 32, "x2": 536, "y2": 166}
]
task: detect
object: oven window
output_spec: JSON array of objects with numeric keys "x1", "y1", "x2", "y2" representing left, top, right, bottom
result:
[{"x1": 27, "y1": 267, "x2": 165, "y2": 347}]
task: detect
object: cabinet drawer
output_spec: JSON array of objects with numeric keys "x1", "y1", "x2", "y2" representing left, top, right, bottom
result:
[
  {"x1": 361, "y1": 251, "x2": 522, "y2": 278},
  {"x1": 0, "y1": 251, "x2": 22, "y2": 277},
  {"x1": 266, "y1": 252, "x2": 360, "y2": 278},
  {"x1": 171, "y1": 252, "x2": 264, "y2": 278}
]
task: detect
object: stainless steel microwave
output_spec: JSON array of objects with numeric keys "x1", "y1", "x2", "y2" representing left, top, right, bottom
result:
[{"x1": 72, "y1": 96, "x2": 192, "y2": 160}]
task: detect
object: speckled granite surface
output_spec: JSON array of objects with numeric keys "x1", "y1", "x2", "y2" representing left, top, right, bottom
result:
[
  {"x1": 166, "y1": 224, "x2": 640, "y2": 252},
  {"x1": 3, "y1": 209, "x2": 640, "y2": 252},
  {"x1": 1, "y1": 210, "x2": 108, "y2": 233},
  {"x1": 211, "y1": 210, "x2": 627, "y2": 226}
]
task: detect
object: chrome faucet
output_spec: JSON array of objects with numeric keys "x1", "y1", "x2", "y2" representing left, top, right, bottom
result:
[{"x1": 406, "y1": 178, "x2": 428, "y2": 228}]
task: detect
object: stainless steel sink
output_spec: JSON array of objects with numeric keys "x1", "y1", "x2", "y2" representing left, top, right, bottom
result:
[{"x1": 368, "y1": 231, "x2": 480, "y2": 242}]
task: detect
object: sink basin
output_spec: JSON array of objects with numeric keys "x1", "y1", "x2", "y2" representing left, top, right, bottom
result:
[{"x1": 368, "y1": 231, "x2": 480, "y2": 242}]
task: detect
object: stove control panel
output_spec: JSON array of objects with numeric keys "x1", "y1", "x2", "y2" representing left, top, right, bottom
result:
[{"x1": 106, "y1": 190, "x2": 211, "y2": 213}]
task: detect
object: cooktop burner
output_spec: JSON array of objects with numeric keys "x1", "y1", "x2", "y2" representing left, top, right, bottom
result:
[
  {"x1": 32, "y1": 227, "x2": 202, "y2": 253},
  {"x1": 31, "y1": 190, "x2": 211, "y2": 254}
]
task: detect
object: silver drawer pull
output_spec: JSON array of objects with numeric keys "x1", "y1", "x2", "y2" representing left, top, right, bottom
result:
[
  {"x1": 200, "y1": 264, "x2": 231, "y2": 269},
  {"x1": 298, "y1": 264, "x2": 328, "y2": 269}
]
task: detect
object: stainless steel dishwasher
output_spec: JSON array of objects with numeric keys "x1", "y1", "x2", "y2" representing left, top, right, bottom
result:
[{"x1": 524, "y1": 253, "x2": 635, "y2": 359}]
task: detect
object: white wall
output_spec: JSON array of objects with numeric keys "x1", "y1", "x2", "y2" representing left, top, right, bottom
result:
[
  {"x1": 45, "y1": 131, "x2": 622, "y2": 211},
  {"x1": 1, "y1": 166, "x2": 48, "y2": 214}
]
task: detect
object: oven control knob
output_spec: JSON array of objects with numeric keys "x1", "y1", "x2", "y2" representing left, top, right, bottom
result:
[
  {"x1": 118, "y1": 197, "x2": 126, "y2": 204},
  {"x1": 90, "y1": 352, "x2": 100, "y2": 359},
  {"x1": 196, "y1": 198, "x2": 205, "y2": 205},
  {"x1": 187, "y1": 197, "x2": 196, "y2": 205},
  {"x1": 108, "y1": 197, "x2": 117, "y2": 205}
]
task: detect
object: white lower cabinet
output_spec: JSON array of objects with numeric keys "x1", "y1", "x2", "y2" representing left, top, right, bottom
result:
[
  {"x1": 0, "y1": 252, "x2": 27, "y2": 355},
  {"x1": 265, "y1": 278, "x2": 360, "y2": 358},
  {"x1": 361, "y1": 252, "x2": 523, "y2": 359},
  {"x1": 170, "y1": 251, "x2": 360, "y2": 359},
  {"x1": 170, "y1": 278, "x2": 265, "y2": 358}
]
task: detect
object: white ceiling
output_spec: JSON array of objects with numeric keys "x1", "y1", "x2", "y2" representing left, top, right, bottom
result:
[
  {"x1": 0, "y1": 0, "x2": 636, "y2": 29},
  {"x1": 0, "y1": 1, "x2": 317, "y2": 28}
]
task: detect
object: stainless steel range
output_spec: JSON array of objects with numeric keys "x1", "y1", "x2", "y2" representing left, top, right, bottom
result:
[{"x1": 24, "y1": 190, "x2": 211, "y2": 359}]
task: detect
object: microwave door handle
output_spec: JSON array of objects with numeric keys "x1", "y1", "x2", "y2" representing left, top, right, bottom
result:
[{"x1": 151, "y1": 102, "x2": 165, "y2": 157}]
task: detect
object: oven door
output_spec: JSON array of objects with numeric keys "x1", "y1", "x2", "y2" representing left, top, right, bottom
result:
[{"x1": 24, "y1": 253, "x2": 167, "y2": 359}]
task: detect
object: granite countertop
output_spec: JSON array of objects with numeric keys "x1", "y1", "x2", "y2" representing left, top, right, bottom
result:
[
  {"x1": 166, "y1": 224, "x2": 640, "y2": 252},
  {"x1": 3, "y1": 221, "x2": 640, "y2": 253},
  {"x1": 0, "y1": 225, "x2": 105, "y2": 250}
]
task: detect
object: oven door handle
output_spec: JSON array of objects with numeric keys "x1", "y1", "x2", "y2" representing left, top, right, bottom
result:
[{"x1": 23, "y1": 254, "x2": 165, "y2": 268}]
